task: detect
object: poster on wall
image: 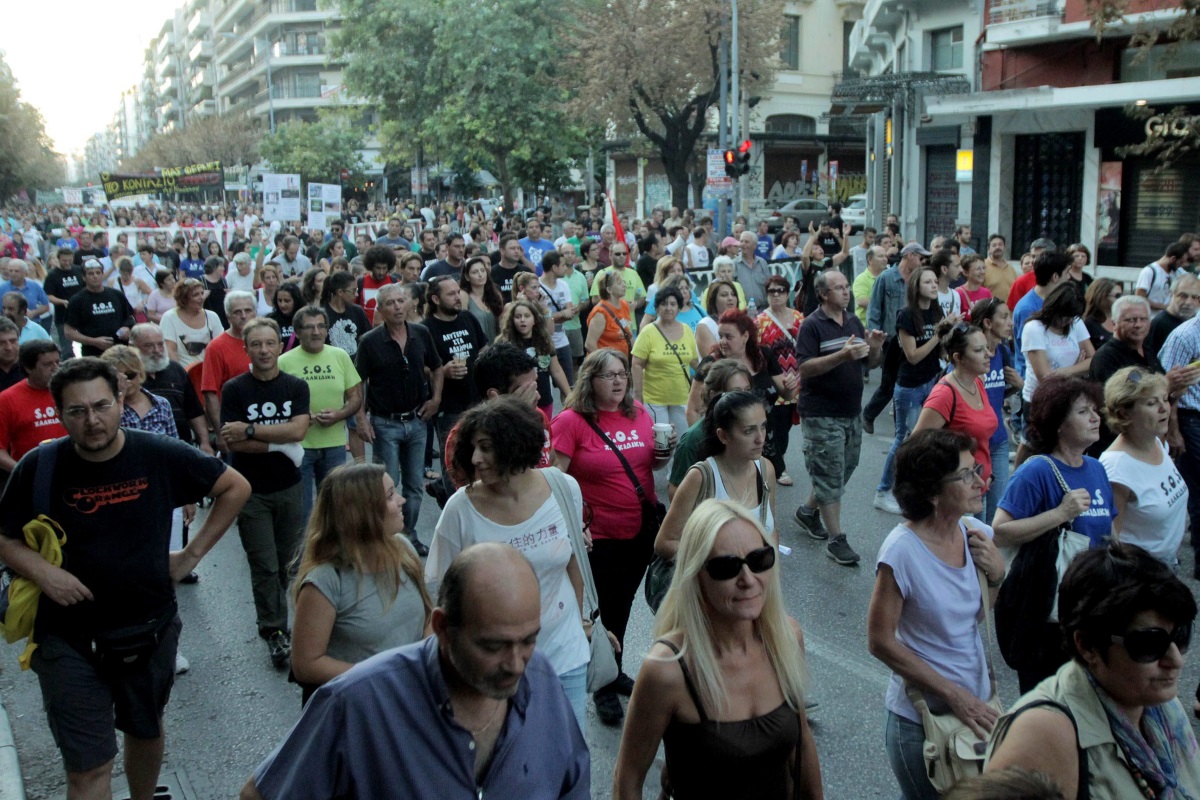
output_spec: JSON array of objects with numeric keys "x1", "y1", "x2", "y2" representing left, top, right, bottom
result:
[
  {"x1": 307, "y1": 183, "x2": 343, "y2": 231},
  {"x1": 1097, "y1": 162, "x2": 1122, "y2": 251},
  {"x1": 262, "y1": 173, "x2": 301, "y2": 222}
]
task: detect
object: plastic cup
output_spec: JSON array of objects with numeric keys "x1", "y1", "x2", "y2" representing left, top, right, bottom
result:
[{"x1": 653, "y1": 422, "x2": 674, "y2": 457}]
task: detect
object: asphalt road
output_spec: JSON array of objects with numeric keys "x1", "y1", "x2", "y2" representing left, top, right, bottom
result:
[{"x1": 4, "y1": 406, "x2": 1200, "y2": 800}]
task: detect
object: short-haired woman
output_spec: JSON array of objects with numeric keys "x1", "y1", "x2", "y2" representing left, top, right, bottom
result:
[
  {"x1": 585, "y1": 271, "x2": 634, "y2": 358},
  {"x1": 426, "y1": 396, "x2": 591, "y2": 728},
  {"x1": 614, "y1": 500, "x2": 821, "y2": 799},
  {"x1": 867, "y1": 429, "x2": 1006, "y2": 800},
  {"x1": 632, "y1": 285, "x2": 698, "y2": 441},
  {"x1": 160, "y1": 278, "x2": 224, "y2": 369},
  {"x1": 145, "y1": 270, "x2": 177, "y2": 325},
  {"x1": 696, "y1": 277, "x2": 741, "y2": 358},
  {"x1": 1099, "y1": 367, "x2": 1189, "y2": 566},
  {"x1": 986, "y1": 542, "x2": 1200, "y2": 798}
]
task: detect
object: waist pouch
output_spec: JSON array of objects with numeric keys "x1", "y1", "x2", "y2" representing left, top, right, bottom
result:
[{"x1": 85, "y1": 605, "x2": 176, "y2": 673}]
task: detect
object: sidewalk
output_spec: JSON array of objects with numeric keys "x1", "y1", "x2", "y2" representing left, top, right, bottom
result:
[{"x1": 0, "y1": 696, "x2": 24, "y2": 800}]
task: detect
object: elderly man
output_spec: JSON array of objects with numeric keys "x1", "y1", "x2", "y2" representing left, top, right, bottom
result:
[
  {"x1": 735, "y1": 231, "x2": 771, "y2": 309},
  {"x1": 1156, "y1": 321, "x2": 1200, "y2": 575},
  {"x1": 1147, "y1": 273, "x2": 1200, "y2": 363},
  {"x1": 596, "y1": 223, "x2": 617, "y2": 267},
  {"x1": 200, "y1": 291, "x2": 256, "y2": 453},
  {"x1": 240, "y1": 543, "x2": 589, "y2": 800},
  {"x1": 130, "y1": 323, "x2": 212, "y2": 454},
  {"x1": 3, "y1": 292, "x2": 51, "y2": 344},
  {"x1": 0, "y1": 259, "x2": 51, "y2": 328}
]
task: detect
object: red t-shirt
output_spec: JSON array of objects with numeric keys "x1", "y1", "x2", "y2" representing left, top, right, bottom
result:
[
  {"x1": 1006, "y1": 271, "x2": 1037, "y2": 311},
  {"x1": 923, "y1": 378, "x2": 998, "y2": 481},
  {"x1": 200, "y1": 331, "x2": 251, "y2": 396},
  {"x1": 357, "y1": 274, "x2": 397, "y2": 325},
  {"x1": 0, "y1": 381, "x2": 66, "y2": 461},
  {"x1": 552, "y1": 404, "x2": 656, "y2": 541}
]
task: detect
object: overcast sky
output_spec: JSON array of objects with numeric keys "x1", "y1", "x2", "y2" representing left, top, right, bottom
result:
[{"x1": 6, "y1": 0, "x2": 175, "y2": 157}]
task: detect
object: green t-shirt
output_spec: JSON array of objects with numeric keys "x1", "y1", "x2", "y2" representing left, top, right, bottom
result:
[
  {"x1": 278, "y1": 345, "x2": 362, "y2": 449},
  {"x1": 852, "y1": 269, "x2": 879, "y2": 326},
  {"x1": 631, "y1": 322, "x2": 697, "y2": 406},
  {"x1": 563, "y1": 270, "x2": 589, "y2": 332},
  {"x1": 669, "y1": 419, "x2": 706, "y2": 488}
]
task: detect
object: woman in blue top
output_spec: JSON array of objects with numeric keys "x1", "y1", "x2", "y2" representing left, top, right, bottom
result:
[
  {"x1": 971, "y1": 298, "x2": 1023, "y2": 522},
  {"x1": 993, "y1": 375, "x2": 1115, "y2": 692},
  {"x1": 180, "y1": 240, "x2": 206, "y2": 281}
]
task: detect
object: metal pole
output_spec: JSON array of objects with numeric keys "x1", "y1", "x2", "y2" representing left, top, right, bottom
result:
[
  {"x1": 265, "y1": 41, "x2": 276, "y2": 134},
  {"x1": 717, "y1": 33, "x2": 728, "y2": 237},
  {"x1": 730, "y1": 0, "x2": 740, "y2": 220},
  {"x1": 586, "y1": 146, "x2": 595, "y2": 207}
]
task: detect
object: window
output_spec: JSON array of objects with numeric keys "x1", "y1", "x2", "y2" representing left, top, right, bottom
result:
[
  {"x1": 843, "y1": 21, "x2": 856, "y2": 74},
  {"x1": 781, "y1": 16, "x2": 800, "y2": 70},
  {"x1": 931, "y1": 27, "x2": 963, "y2": 71},
  {"x1": 765, "y1": 114, "x2": 816, "y2": 135}
]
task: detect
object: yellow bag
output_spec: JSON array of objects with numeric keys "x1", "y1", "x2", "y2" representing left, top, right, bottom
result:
[{"x1": 0, "y1": 515, "x2": 67, "y2": 669}]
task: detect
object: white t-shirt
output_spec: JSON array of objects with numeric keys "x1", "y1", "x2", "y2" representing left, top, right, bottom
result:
[
  {"x1": 1099, "y1": 440, "x2": 1189, "y2": 564},
  {"x1": 425, "y1": 472, "x2": 590, "y2": 676},
  {"x1": 1020, "y1": 318, "x2": 1090, "y2": 401},
  {"x1": 159, "y1": 308, "x2": 225, "y2": 369},
  {"x1": 227, "y1": 268, "x2": 256, "y2": 293},
  {"x1": 705, "y1": 457, "x2": 774, "y2": 535},
  {"x1": 1136, "y1": 262, "x2": 1173, "y2": 315},
  {"x1": 937, "y1": 288, "x2": 962, "y2": 319},
  {"x1": 686, "y1": 242, "x2": 710, "y2": 271},
  {"x1": 538, "y1": 278, "x2": 572, "y2": 350}
]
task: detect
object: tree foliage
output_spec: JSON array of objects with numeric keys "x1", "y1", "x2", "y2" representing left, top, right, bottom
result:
[
  {"x1": 122, "y1": 113, "x2": 263, "y2": 172},
  {"x1": 563, "y1": 0, "x2": 786, "y2": 209},
  {"x1": 0, "y1": 54, "x2": 66, "y2": 199},
  {"x1": 332, "y1": 0, "x2": 591, "y2": 202},
  {"x1": 258, "y1": 109, "x2": 366, "y2": 183}
]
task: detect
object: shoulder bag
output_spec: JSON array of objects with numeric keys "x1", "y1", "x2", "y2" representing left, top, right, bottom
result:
[
  {"x1": 650, "y1": 322, "x2": 693, "y2": 387},
  {"x1": 596, "y1": 301, "x2": 633, "y2": 354},
  {"x1": 545, "y1": 467, "x2": 618, "y2": 693},
  {"x1": 905, "y1": 529, "x2": 1004, "y2": 793},
  {"x1": 988, "y1": 699, "x2": 1091, "y2": 800},
  {"x1": 584, "y1": 418, "x2": 665, "y2": 541}
]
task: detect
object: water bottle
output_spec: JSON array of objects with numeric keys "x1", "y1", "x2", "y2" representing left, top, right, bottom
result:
[{"x1": 748, "y1": 298, "x2": 757, "y2": 316}]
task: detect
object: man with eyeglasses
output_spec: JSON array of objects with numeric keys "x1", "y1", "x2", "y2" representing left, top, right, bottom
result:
[
  {"x1": 279, "y1": 307, "x2": 362, "y2": 522},
  {"x1": 220, "y1": 318, "x2": 311, "y2": 668},
  {"x1": 354, "y1": 283, "x2": 443, "y2": 556},
  {"x1": 1147, "y1": 274, "x2": 1200, "y2": 363},
  {"x1": 0, "y1": 356, "x2": 249, "y2": 800}
]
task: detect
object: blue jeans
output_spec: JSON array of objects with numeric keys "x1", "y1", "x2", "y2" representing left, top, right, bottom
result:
[
  {"x1": 985, "y1": 439, "x2": 1010, "y2": 524},
  {"x1": 884, "y1": 710, "x2": 938, "y2": 800},
  {"x1": 878, "y1": 377, "x2": 937, "y2": 492},
  {"x1": 558, "y1": 662, "x2": 588, "y2": 733},
  {"x1": 300, "y1": 445, "x2": 348, "y2": 524},
  {"x1": 370, "y1": 415, "x2": 427, "y2": 535},
  {"x1": 556, "y1": 344, "x2": 574, "y2": 387}
]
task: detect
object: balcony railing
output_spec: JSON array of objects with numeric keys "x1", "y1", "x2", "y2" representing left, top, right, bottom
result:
[
  {"x1": 987, "y1": 0, "x2": 1060, "y2": 25},
  {"x1": 219, "y1": 41, "x2": 327, "y2": 87}
]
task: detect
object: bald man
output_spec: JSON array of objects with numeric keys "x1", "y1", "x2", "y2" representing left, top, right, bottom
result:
[{"x1": 242, "y1": 543, "x2": 589, "y2": 799}]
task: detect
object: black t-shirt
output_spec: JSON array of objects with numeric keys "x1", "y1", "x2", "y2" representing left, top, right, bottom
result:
[
  {"x1": 491, "y1": 263, "x2": 532, "y2": 303},
  {"x1": 268, "y1": 310, "x2": 297, "y2": 350},
  {"x1": 896, "y1": 306, "x2": 944, "y2": 387},
  {"x1": 518, "y1": 336, "x2": 555, "y2": 409},
  {"x1": 43, "y1": 267, "x2": 86, "y2": 315},
  {"x1": 636, "y1": 254, "x2": 657, "y2": 290},
  {"x1": 817, "y1": 232, "x2": 841, "y2": 254},
  {"x1": 144, "y1": 361, "x2": 205, "y2": 444},
  {"x1": 220, "y1": 371, "x2": 310, "y2": 494},
  {"x1": 795, "y1": 307, "x2": 868, "y2": 418},
  {"x1": 0, "y1": 363, "x2": 22, "y2": 393},
  {"x1": 323, "y1": 302, "x2": 371, "y2": 359},
  {"x1": 204, "y1": 276, "x2": 229, "y2": 329},
  {"x1": 72, "y1": 247, "x2": 106, "y2": 266},
  {"x1": 64, "y1": 287, "x2": 135, "y2": 356},
  {"x1": 424, "y1": 313, "x2": 487, "y2": 413},
  {"x1": 1146, "y1": 311, "x2": 1184, "y2": 363},
  {"x1": 699, "y1": 346, "x2": 782, "y2": 405},
  {"x1": 155, "y1": 248, "x2": 181, "y2": 273},
  {"x1": 0, "y1": 432, "x2": 225, "y2": 636}
]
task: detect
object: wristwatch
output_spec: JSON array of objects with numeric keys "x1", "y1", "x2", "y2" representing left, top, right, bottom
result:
[{"x1": 245, "y1": 424, "x2": 256, "y2": 440}]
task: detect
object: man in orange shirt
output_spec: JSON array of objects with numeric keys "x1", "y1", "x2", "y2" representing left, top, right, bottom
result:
[{"x1": 982, "y1": 233, "x2": 1018, "y2": 303}]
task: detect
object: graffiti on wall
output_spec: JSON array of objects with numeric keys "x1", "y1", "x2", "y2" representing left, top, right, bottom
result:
[{"x1": 766, "y1": 172, "x2": 867, "y2": 204}]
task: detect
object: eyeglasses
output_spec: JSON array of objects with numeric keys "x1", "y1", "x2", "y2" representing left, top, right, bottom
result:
[
  {"x1": 63, "y1": 400, "x2": 117, "y2": 420},
  {"x1": 766, "y1": 287, "x2": 788, "y2": 295},
  {"x1": 1126, "y1": 369, "x2": 1144, "y2": 385},
  {"x1": 943, "y1": 463, "x2": 986, "y2": 484},
  {"x1": 704, "y1": 546, "x2": 776, "y2": 581},
  {"x1": 595, "y1": 370, "x2": 630, "y2": 382},
  {"x1": 1110, "y1": 622, "x2": 1191, "y2": 663}
]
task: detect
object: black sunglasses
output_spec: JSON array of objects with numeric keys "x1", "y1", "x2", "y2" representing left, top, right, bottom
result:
[
  {"x1": 1111, "y1": 622, "x2": 1192, "y2": 663},
  {"x1": 704, "y1": 546, "x2": 775, "y2": 581}
]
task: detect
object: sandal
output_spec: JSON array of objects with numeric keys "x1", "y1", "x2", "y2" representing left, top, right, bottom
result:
[
  {"x1": 424, "y1": 468, "x2": 440, "y2": 480},
  {"x1": 777, "y1": 472, "x2": 794, "y2": 486}
]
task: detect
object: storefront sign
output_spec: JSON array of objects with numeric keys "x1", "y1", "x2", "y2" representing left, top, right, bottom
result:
[{"x1": 1144, "y1": 114, "x2": 1196, "y2": 140}]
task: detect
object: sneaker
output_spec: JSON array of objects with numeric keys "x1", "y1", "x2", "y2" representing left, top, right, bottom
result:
[
  {"x1": 175, "y1": 652, "x2": 190, "y2": 675},
  {"x1": 862, "y1": 415, "x2": 874, "y2": 435},
  {"x1": 825, "y1": 535, "x2": 861, "y2": 566},
  {"x1": 794, "y1": 504, "x2": 828, "y2": 540},
  {"x1": 610, "y1": 672, "x2": 635, "y2": 697},
  {"x1": 777, "y1": 472, "x2": 794, "y2": 487},
  {"x1": 594, "y1": 688, "x2": 624, "y2": 726},
  {"x1": 267, "y1": 630, "x2": 291, "y2": 669},
  {"x1": 409, "y1": 537, "x2": 430, "y2": 558},
  {"x1": 874, "y1": 490, "x2": 902, "y2": 515}
]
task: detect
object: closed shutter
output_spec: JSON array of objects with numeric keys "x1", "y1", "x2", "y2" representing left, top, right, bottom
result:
[
  {"x1": 1124, "y1": 156, "x2": 1200, "y2": 267},
  {"x1": 925, "y1": 146, "x2": 958, "y2": 244}
]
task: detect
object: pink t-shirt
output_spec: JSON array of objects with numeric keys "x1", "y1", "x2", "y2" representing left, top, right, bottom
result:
[
  {"x1": 923, "y1": 378, "x2": 998, "y2": 482},
  {"x1": 956, "y1": 285, "x2": 993, "y2": 320},
  {"x1": 552, "y1": 404, "x2": 657, "y2": 541}
]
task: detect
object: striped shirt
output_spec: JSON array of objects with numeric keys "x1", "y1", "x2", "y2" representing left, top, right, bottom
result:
[
  {"x1": 121, "y1": 390, "x2": 180, "y2": 439},
  {"x1": 1159, "y1": 316, "x2": 1200, "y2": 411}
]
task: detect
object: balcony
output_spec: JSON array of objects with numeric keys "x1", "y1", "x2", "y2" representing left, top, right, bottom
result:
[
  {"x1": 190, "y1": 39, "x2": 215, "y2": 62},
  {"x1": 188, "y1": 7, "x2": 212, "y2": 36},
  {"x1": 985, "y1": 0, "x2": 1065, "y2": 44},
  {"x1": 216, "y1": 0, "x2": 331, "y2": 62}
]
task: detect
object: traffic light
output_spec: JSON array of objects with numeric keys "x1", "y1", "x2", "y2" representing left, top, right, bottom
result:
[{"x1": 723, "y1": 140, "x2": 753, "y2": 178}]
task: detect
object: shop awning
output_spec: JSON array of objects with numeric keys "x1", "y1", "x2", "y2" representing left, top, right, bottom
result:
[{"x1": 925, "y1": 77, "x2": 1200, "y2": 117}]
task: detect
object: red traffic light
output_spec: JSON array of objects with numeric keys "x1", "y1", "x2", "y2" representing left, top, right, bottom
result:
[
  {"x1": 723, "y1": 149, "x2": 736, "y2": 165},
  {"x1": 737, "y1": 139, "x2": 752, "y2": 154}
]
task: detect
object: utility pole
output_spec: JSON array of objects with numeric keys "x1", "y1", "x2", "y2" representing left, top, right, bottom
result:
[
  {"x1": 717, "y1": 34, "x2": 728, "y2": 237},
  {"x1": 729, "y1": 0, "x2": 740, "y2": 220}
]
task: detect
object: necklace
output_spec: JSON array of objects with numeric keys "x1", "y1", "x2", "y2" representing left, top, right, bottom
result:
[
  {"x1": 716, "y1": 458, "x2": 757, "y2": 508},
  {"x1": 462, "y1": 699, "x2": 504, "y2": 737},
  {"x1": 951, "y1": 371, "x2": 979, "y2": 398}
]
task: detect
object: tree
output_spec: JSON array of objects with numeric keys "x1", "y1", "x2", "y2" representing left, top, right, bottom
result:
[
  {"x1": 258, "y1": 110, "x2": 366, "y2": 184},
  {"x1": 122, "y1": 114, "x2": 262, "y2": 173},
  {"x1": 564, "y1": 0, "x2": 785, "y2": 210},
  {"x1": 332, "y1": 0, "x2": 588, "y2": 203},
  {"x1": 0, "y1": 54, "x2": 66, "y2": 199}
]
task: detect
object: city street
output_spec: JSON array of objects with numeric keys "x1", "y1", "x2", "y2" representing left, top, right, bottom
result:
[{"x1": 4, "y1": 411, "x2": 1200, "y2": 799}]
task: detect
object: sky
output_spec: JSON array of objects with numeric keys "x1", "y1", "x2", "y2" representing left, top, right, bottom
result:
[{"x1": 5, "y1": 0, "x2": 175, "y2": 159}]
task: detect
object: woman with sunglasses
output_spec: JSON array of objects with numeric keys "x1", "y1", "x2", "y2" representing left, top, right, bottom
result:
[
  {"x1": 1099, "y1": 367, "x2": 1189, "y2": 567},
  {"x1": 756, "y1": 275, "x2": 804, "y2": 486},
  {"x1": 986, "y1": 542, "x2": 1200, "y2": 799},
  {"x1": 867, "y1": 429, "x2": 1005, "y2": 800},
  {"x1": 615, "y1": 499, "x2": 821, "y2": 800},
  {"x1": 993, "y1": 376, "x2": 1115, "y2": 692},
  {"x1": 971, "y1": 298, "x2": 1023, "y2": 522}
]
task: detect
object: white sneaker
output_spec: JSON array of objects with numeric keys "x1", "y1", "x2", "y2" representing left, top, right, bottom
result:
[
  {"x1": 175, "y1": 652, "x2": 190, "y2": 675},
  {"x1": 874, "y1": 490, "x2": 902, "y2": 515}
]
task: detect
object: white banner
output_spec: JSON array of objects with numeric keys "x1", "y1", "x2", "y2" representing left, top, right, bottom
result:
[
  {"x1": 307, "y1": 183, "x2": 343, "y2": 231},
  {"x1": 262, "y1": 173, "x2": 301, "y2": 222}
]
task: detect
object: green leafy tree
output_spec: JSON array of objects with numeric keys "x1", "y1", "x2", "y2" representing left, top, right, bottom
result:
[
  {"x1": 0, "y1": 54, "x2": 66, "y2": 199},
  {"x1": 258, "y1": 110, "x2": 366, "y2": 184},
  {"x1": 332, "y1": 0, "x2": 584, "y2": 203}
]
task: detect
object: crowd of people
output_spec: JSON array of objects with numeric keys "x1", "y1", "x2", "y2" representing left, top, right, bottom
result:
[{"x1": 0, "y1": 195, "x2": 1199, "y2": 800}]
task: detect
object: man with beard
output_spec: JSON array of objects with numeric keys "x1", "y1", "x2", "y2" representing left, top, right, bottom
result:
[
  {"x1": 240, "y1": 543, "x2": 589, "y2": 800},
  {"x1": 130, "y1": 324, "x2": 212, "y2": 454}
]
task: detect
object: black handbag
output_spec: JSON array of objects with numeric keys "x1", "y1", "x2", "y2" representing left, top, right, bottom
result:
[
  {"x1": 584, "y1": 419, "x2": 665, "y2": 540},
  {"x1": 90, "y1": 606, "x2": 176, "y2": 673},
  {"x1": 995, "y1": 530, "x2": 1058, "y2": 670}
]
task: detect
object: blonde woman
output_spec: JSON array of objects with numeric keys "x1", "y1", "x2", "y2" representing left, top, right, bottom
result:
[
  {"x1": 254, "y1": 262, "x2": 281, "y2": 317},
  {"x1": 614, "y1": 499, "x2": 821, "y2": 799}
]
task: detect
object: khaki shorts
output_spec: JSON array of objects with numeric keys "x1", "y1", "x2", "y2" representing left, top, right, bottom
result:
[{"x1": 801, "y1": 416, "x2": 863, "y2": 506}]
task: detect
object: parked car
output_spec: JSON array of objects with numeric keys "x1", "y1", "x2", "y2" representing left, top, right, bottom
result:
[
  {"x1": 842, "y1": 194, "x2": 867, "y2": 233},
  {"x1": 763, "y1": 198, "x2": 828, "y2": 233}
]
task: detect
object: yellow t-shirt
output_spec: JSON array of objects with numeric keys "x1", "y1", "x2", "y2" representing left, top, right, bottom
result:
[
  {"x1": 631, "y1": 322, "x2": 697, "y2": 406},
  {"x1": 853, "y1": 270, "x2": 879, "y2": 326}
]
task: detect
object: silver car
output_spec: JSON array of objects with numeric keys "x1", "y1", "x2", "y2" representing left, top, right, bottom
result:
[
  {"x1": 842, "y1": 194, "x2": 867, "y2": 233},
  {"x1": 763, "y1": 198, "x2": 828, "y2": 233}
]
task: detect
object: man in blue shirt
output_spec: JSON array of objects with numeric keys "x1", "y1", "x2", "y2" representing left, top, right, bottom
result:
[
  {"x1": 242, "y1": 542, "x2": 590, "y2": 800},
  {"x1": 1012, "y1": 252, "x2": 1070, "y2": 382},
  {"x1": 0, "y1": 259, "x2": 51, "y2": 328},
  {"x1": 755, "y1": 219, "x2": 774, "y2": 261},
  {"x1": 519, "y1": 220, "x2": 557, "y2": 276}
]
